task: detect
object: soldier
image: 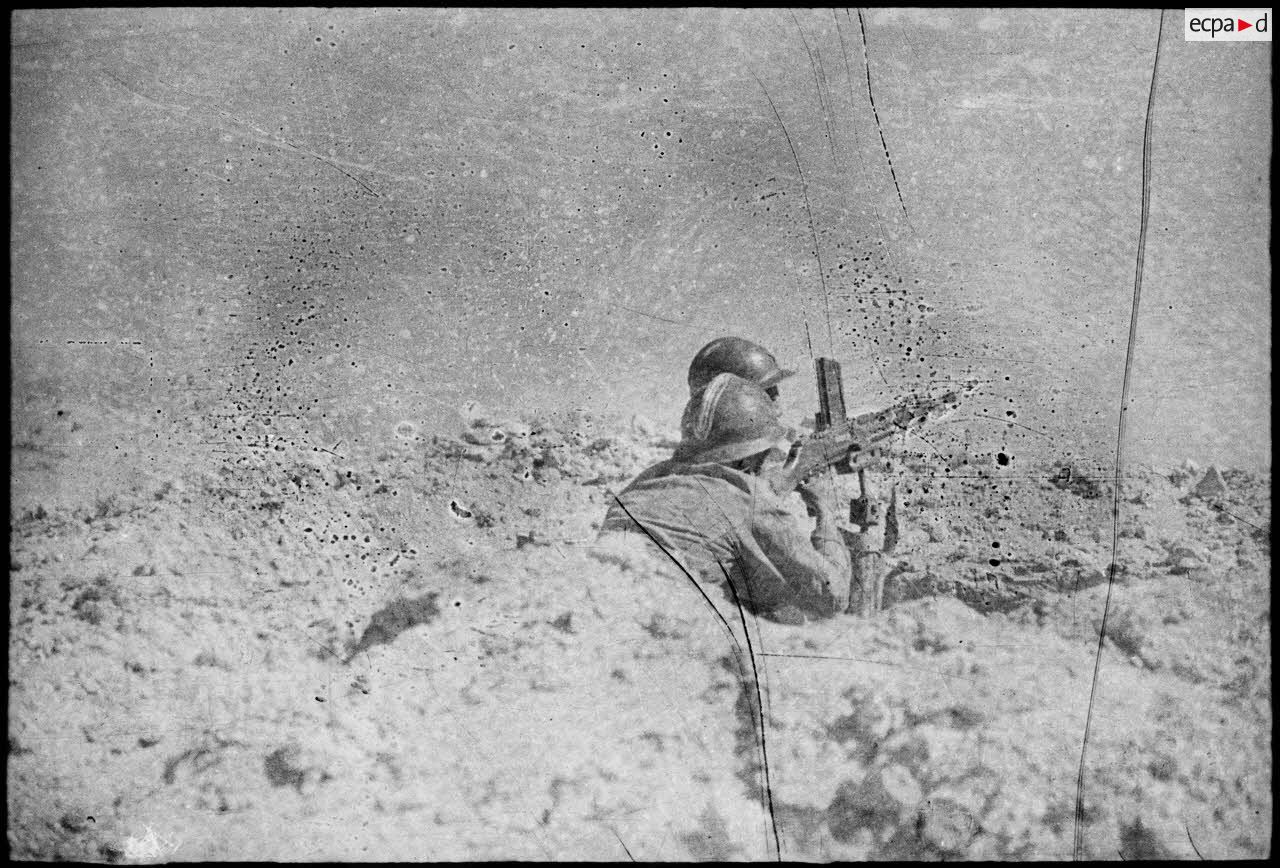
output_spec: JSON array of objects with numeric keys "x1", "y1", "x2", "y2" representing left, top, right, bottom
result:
[
  {"x1": 630, "y1": 337, "x2": 797, "y2": 488},
  {"x1": 687, "y1": 336, "x2": 795, "y2": 401},
  {"x1": 601, "y1": 373, "x2": 851, "y2": 624}
]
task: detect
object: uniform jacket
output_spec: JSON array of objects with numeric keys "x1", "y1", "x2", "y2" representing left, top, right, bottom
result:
[{"x1": 600, "y1": 460, "x2": 850, "y2": 619}]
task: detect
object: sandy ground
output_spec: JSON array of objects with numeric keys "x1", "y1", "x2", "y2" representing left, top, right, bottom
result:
[
  {"x1": 8, "y1": 405, "x2": 1270, "y2": 861},
  {"x1": 8, "y1": 9, "x2": 1270, "y2": 863}
]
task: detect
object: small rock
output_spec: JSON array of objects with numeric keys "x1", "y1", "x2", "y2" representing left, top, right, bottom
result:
[
  {"x1": 462, "y1": 428, "x2": 503, "y2": 446},
  {"x1": 1192, "y1": 466, "x2": 1229, "y2": 499},
  {"x1": 59, "y1": 810, "x2": 92, "y2": 833}
]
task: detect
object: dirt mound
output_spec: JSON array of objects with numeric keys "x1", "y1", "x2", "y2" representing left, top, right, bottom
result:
[
  {"x1": 734, "y1": 593, "x2": 1268, "y2": 859},
  {"x1": 8, "y1": 411, "x2": 1272, "y2": 860}
]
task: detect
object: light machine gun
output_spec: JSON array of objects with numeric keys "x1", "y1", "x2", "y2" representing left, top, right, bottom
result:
[
  {"x1": 769, "y1": 357, "x2": 964, "y2": 496},
  {"x1": 770, "y1": 357, "x2": 965, "y2": 615}
]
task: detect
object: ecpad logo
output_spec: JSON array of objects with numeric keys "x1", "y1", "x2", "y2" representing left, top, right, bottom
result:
[{"x1": 1185, "y1": 8, "x2": 1272, "y2": 41}]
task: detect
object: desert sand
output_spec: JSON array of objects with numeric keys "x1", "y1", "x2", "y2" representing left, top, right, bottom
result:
[{"x1": 8, "y1": 404, "x2": 1271, "y2": 860}]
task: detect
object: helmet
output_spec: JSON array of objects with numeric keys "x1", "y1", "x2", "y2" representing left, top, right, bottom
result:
[
  {"x1": 673, "y1": 373, "x2": 791, "y2": 464},
  {"x1": 688, "y1": 337, "x2": 795, "y2": 396}
]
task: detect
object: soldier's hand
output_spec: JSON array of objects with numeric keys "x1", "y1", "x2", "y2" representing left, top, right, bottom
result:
[
  {"x1": 759, "y1": 442, "x2": 800, "y2": 496},
  {"x1": 797, "y1": 476, "x2": 839, "y2": 520}
]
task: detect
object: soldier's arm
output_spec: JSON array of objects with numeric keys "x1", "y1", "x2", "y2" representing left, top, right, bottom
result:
[{"x1": 735, "y1": 497, "x2": 851, "y2": 618}]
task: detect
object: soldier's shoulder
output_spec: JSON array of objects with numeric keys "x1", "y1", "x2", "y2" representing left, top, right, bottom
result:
[
  {"x1": 629, "y1": 459, "x2": 675, "y2": 485},
  {"x1": 622, "y1": 462, "x2": 750, "y2": 498}
]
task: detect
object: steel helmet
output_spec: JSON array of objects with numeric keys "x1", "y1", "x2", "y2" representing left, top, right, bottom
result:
[
  {"x1": 688, "y1": 337, "x2": 795, "y2": 396},
  {"x1": 673, "y1": 373, "x2": 791, "y2": 464}
]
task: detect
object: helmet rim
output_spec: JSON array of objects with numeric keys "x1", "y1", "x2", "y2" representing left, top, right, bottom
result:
[
  {"x1": 674, "y1": 372, "x2": 790, "y2": 465},
  {"x1": 757, "y1": 366, "x2": 796, "y2": 390},
  {"x1": 688, "y1": 336, "x2": 790, "y2": 395}
]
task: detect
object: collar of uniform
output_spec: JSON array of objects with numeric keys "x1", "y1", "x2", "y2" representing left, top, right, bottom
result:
[{"x1": 641, "y1": 459, "x2": 768, "y2": 495}]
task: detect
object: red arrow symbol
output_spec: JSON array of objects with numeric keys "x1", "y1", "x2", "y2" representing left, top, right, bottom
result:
[{"x1": 1239, "y1": 18, "x2": 1253, "y2": 30}]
